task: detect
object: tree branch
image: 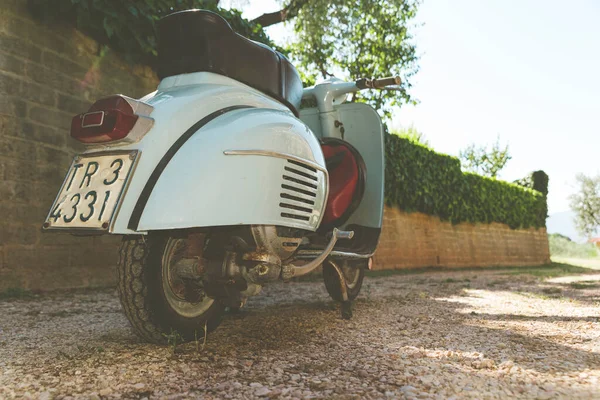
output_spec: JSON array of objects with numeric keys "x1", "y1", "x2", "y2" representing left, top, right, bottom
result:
[
  {"x1": 251, "y1": 0, "x2": 309, "y2": 27},
  {"x1": 584, "y1": 199, "x2": 600, "y2": 226}
]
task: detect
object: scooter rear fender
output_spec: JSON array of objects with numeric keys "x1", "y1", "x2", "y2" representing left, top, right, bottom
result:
[{"x1": 100, "y1": 73, "x2": 327, "y2": 234}]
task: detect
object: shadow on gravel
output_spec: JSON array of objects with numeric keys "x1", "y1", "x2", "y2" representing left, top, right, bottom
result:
[
  {"x1": 469, "y1": 262, "x2": 600, "y2": 305},
  {"x1": 429, "y1": 298, "x2": 600, "y2": 373},
  {"x1": 415, "y1": 266, "x2": 600, "y2": 376}
]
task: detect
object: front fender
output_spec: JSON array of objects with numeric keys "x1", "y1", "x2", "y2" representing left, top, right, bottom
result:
[{"x1": 133, "y1": 108, "x2": 327, "y2": 231}]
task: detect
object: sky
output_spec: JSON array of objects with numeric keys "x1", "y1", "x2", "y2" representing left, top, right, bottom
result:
[{"x1": 222, "y1": 0, "x2": 600, "y2": 215}]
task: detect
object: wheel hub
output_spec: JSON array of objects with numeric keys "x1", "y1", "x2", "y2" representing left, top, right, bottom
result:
[
  {"x1": 162, "y1": 237, "x2": 215, "y2": 318},
  {"x1": 170, "y1": 257, "x2": 206, "y2": 302}
]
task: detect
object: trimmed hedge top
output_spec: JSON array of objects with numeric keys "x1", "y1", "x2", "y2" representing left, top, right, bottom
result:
[{"x1": 384, "y1": 134, "x2": 548, "y2": 229}]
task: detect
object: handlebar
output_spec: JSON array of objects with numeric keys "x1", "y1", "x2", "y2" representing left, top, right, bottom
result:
[
  {"x1": 301, "y1": 75, "x2": 403, "y2": 111},
  {"x1": 300, "y1": 75, "x2": 402, "y2": 136},
  {"x1": 356, "y1": 76, "x2": 401, "y2": 89}
]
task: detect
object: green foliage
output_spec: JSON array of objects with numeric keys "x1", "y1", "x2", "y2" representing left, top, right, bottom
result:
[
  {"x1": 569, "y1": 173, "x2": 600, "y2": 237},
  {"x1": 390, "y1": 125, "x2": 429, "y2": 147},
  {"x1": 27, "y1": 0, "x2": 274, "y2": 66},
  {"x1": 163, "y1": 328, "x2": 184, "y2": 353},
  {"x1": 515, "y1": 170, "x2": 549, "y2": 197},
  {"x1": 548, "y1": 233, "x2": 599, "y2": 259},
  {"x1": 286, "y1": 0, "x2": 420, "y2": 117},
  {"x1": 385, "y1": 134, "x2": 547, "y2": 229},
  {"x1": 28, "y1": 0, "x2": 421, "y2": 118},
  {"x1": 459, "y1": 135, "x2": 511, "y2": 178}
]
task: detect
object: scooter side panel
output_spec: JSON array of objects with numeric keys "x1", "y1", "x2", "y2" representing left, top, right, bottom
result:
[
  {"x1": 299, "y1": 104, "x2": 384, "y2": 229},
  {"x1": 135, "y1": 108, "x2": 327, "y2": 232},
  {"x1": 336, "y1": 103, "x2": 384, "y2": 229}
]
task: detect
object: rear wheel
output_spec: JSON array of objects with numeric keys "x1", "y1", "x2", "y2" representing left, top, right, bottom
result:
[
  {"x1": 117, "y1": 234, "x2": 225, "y2": 344},
  {"x1": 323, "y1": 259, "x2": 366, "y2": 302}
]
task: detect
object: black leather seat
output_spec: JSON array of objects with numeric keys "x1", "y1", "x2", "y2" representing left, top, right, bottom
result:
[{"x1": 157, "y1": 10, "x2": 303, "y2": 116}]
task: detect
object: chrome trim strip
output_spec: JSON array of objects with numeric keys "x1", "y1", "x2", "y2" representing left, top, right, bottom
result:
[{"x1": 223, "y1": 149, "x2": 327, "y2": 175}]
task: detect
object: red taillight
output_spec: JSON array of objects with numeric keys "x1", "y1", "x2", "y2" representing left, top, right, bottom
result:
[{"x1": 71, "y1": 95, "x2": 144, "y2": 144}]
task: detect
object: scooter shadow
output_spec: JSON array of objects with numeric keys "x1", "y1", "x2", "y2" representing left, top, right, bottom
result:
[
  {"x1": 98, "y1": 300, "x2": 343, "y2": 352},
  {"x1": 209, "y1": 299, "x2": 349, "y2": 351}
]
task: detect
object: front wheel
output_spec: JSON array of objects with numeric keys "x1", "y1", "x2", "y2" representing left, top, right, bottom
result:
[
  {"x1": 117, "y1": 234, "x2": 225, "y2": 344},
  {"x1": 323, "y1": 259, "x2": 366, "y2": 302}
]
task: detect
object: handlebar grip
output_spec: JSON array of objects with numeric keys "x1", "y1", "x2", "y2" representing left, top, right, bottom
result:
[{"x1": 372, "y1": 76, "x2": 401, "y2": 88}]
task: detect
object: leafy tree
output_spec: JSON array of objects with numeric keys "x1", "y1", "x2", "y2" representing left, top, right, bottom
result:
[
  {"x1": 459, "y1": 135, "x2": 511, "y2": 178},
  {"x1": 257, "y1": 0, "x2": 420, "y2": 117},
  {"x1": 570, "y1": 173, "x2": 600, "y2": 238},
  {"x1": 548, "y1": 233, "x2": 572, "y2": 242}
]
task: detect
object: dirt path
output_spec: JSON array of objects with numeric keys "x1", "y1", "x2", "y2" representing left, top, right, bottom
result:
[{"x1": 1, "y1": 264, "x2": 599, "y2": 399}]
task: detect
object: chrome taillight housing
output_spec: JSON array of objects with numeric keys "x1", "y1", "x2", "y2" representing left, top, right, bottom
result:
[{"x1": 71, "y1": 95, "x2": 154, "y2": 144}]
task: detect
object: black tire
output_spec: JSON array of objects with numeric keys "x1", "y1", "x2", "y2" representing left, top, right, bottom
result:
[
  {"x1": 117, "y1": 234, "x2": 225, "y2": 344},
  {"x1": 323, "y1": 259, "x2": 366, "y2": 302}
]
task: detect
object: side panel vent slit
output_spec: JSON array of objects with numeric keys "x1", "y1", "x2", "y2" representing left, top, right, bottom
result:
[{"x1": 280, "y1": 159, "x2": 320, "y2": 222}]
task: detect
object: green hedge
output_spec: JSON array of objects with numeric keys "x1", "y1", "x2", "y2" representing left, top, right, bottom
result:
[{"x1": 384, "y1": 134, "x2": 548, "y2": 229}]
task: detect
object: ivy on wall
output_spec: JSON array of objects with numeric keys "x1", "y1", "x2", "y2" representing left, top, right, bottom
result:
[
  {"x1": 27, "y1": 0, "x2": 273, "y2": 66},
  {"x1": 385, "y1": 134, "x2": 548, "y2": 229}
]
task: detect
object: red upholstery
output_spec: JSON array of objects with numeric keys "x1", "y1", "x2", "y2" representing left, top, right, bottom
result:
[{"x1": 321, "y1": 142, "x2": 360, "y2": 225}]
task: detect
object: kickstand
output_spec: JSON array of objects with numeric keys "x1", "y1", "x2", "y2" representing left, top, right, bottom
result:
[
  {"x1": 329, "y1": 260, "x2": 353, "y2": 320},
  {"x1": 341, "y1": 301, "x2": 353, "y2": 319}
]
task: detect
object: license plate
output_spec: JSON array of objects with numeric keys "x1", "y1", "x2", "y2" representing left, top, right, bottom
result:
[{"x1": 43, "y1": 151, "x2": 138, "y2": 231}]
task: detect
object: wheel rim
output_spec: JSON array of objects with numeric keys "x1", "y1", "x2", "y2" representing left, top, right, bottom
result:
[
  {"x1": 340, "y1": 261, "x2": 361, "y2": 290},
  {"x1": 162, "y1": 237, "x2": 214, "y2": 318}
]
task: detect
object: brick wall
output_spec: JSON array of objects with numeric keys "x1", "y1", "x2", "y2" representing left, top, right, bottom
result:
[
  {"x1": 0, "y1": 1, "x2": 158, "y2": 290},
  {"x1": 373, "y1": 206, "x2": 550, "y2": 270}
]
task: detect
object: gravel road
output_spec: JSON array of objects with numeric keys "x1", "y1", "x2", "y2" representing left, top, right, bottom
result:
[{"x1": 1, "y1": 264, "x2": 600, "y2": 399}]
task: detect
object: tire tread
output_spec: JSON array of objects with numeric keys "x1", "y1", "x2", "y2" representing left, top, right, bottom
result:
[{"x1": 117, "y1": 237, "x2": 166, "y2": 343}]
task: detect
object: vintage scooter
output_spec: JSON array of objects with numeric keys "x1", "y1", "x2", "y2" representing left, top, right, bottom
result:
[{"x1": 42, "y1": 9, "x2": 396, "y2": 343}]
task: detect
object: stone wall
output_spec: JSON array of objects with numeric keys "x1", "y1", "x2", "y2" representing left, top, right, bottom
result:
[
  {"x1": 0, "y1": 1, "x2": 158, "y2": 290},
  {"x1": 373, "y1": 206, "x2": 550, "y2": 270}
]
